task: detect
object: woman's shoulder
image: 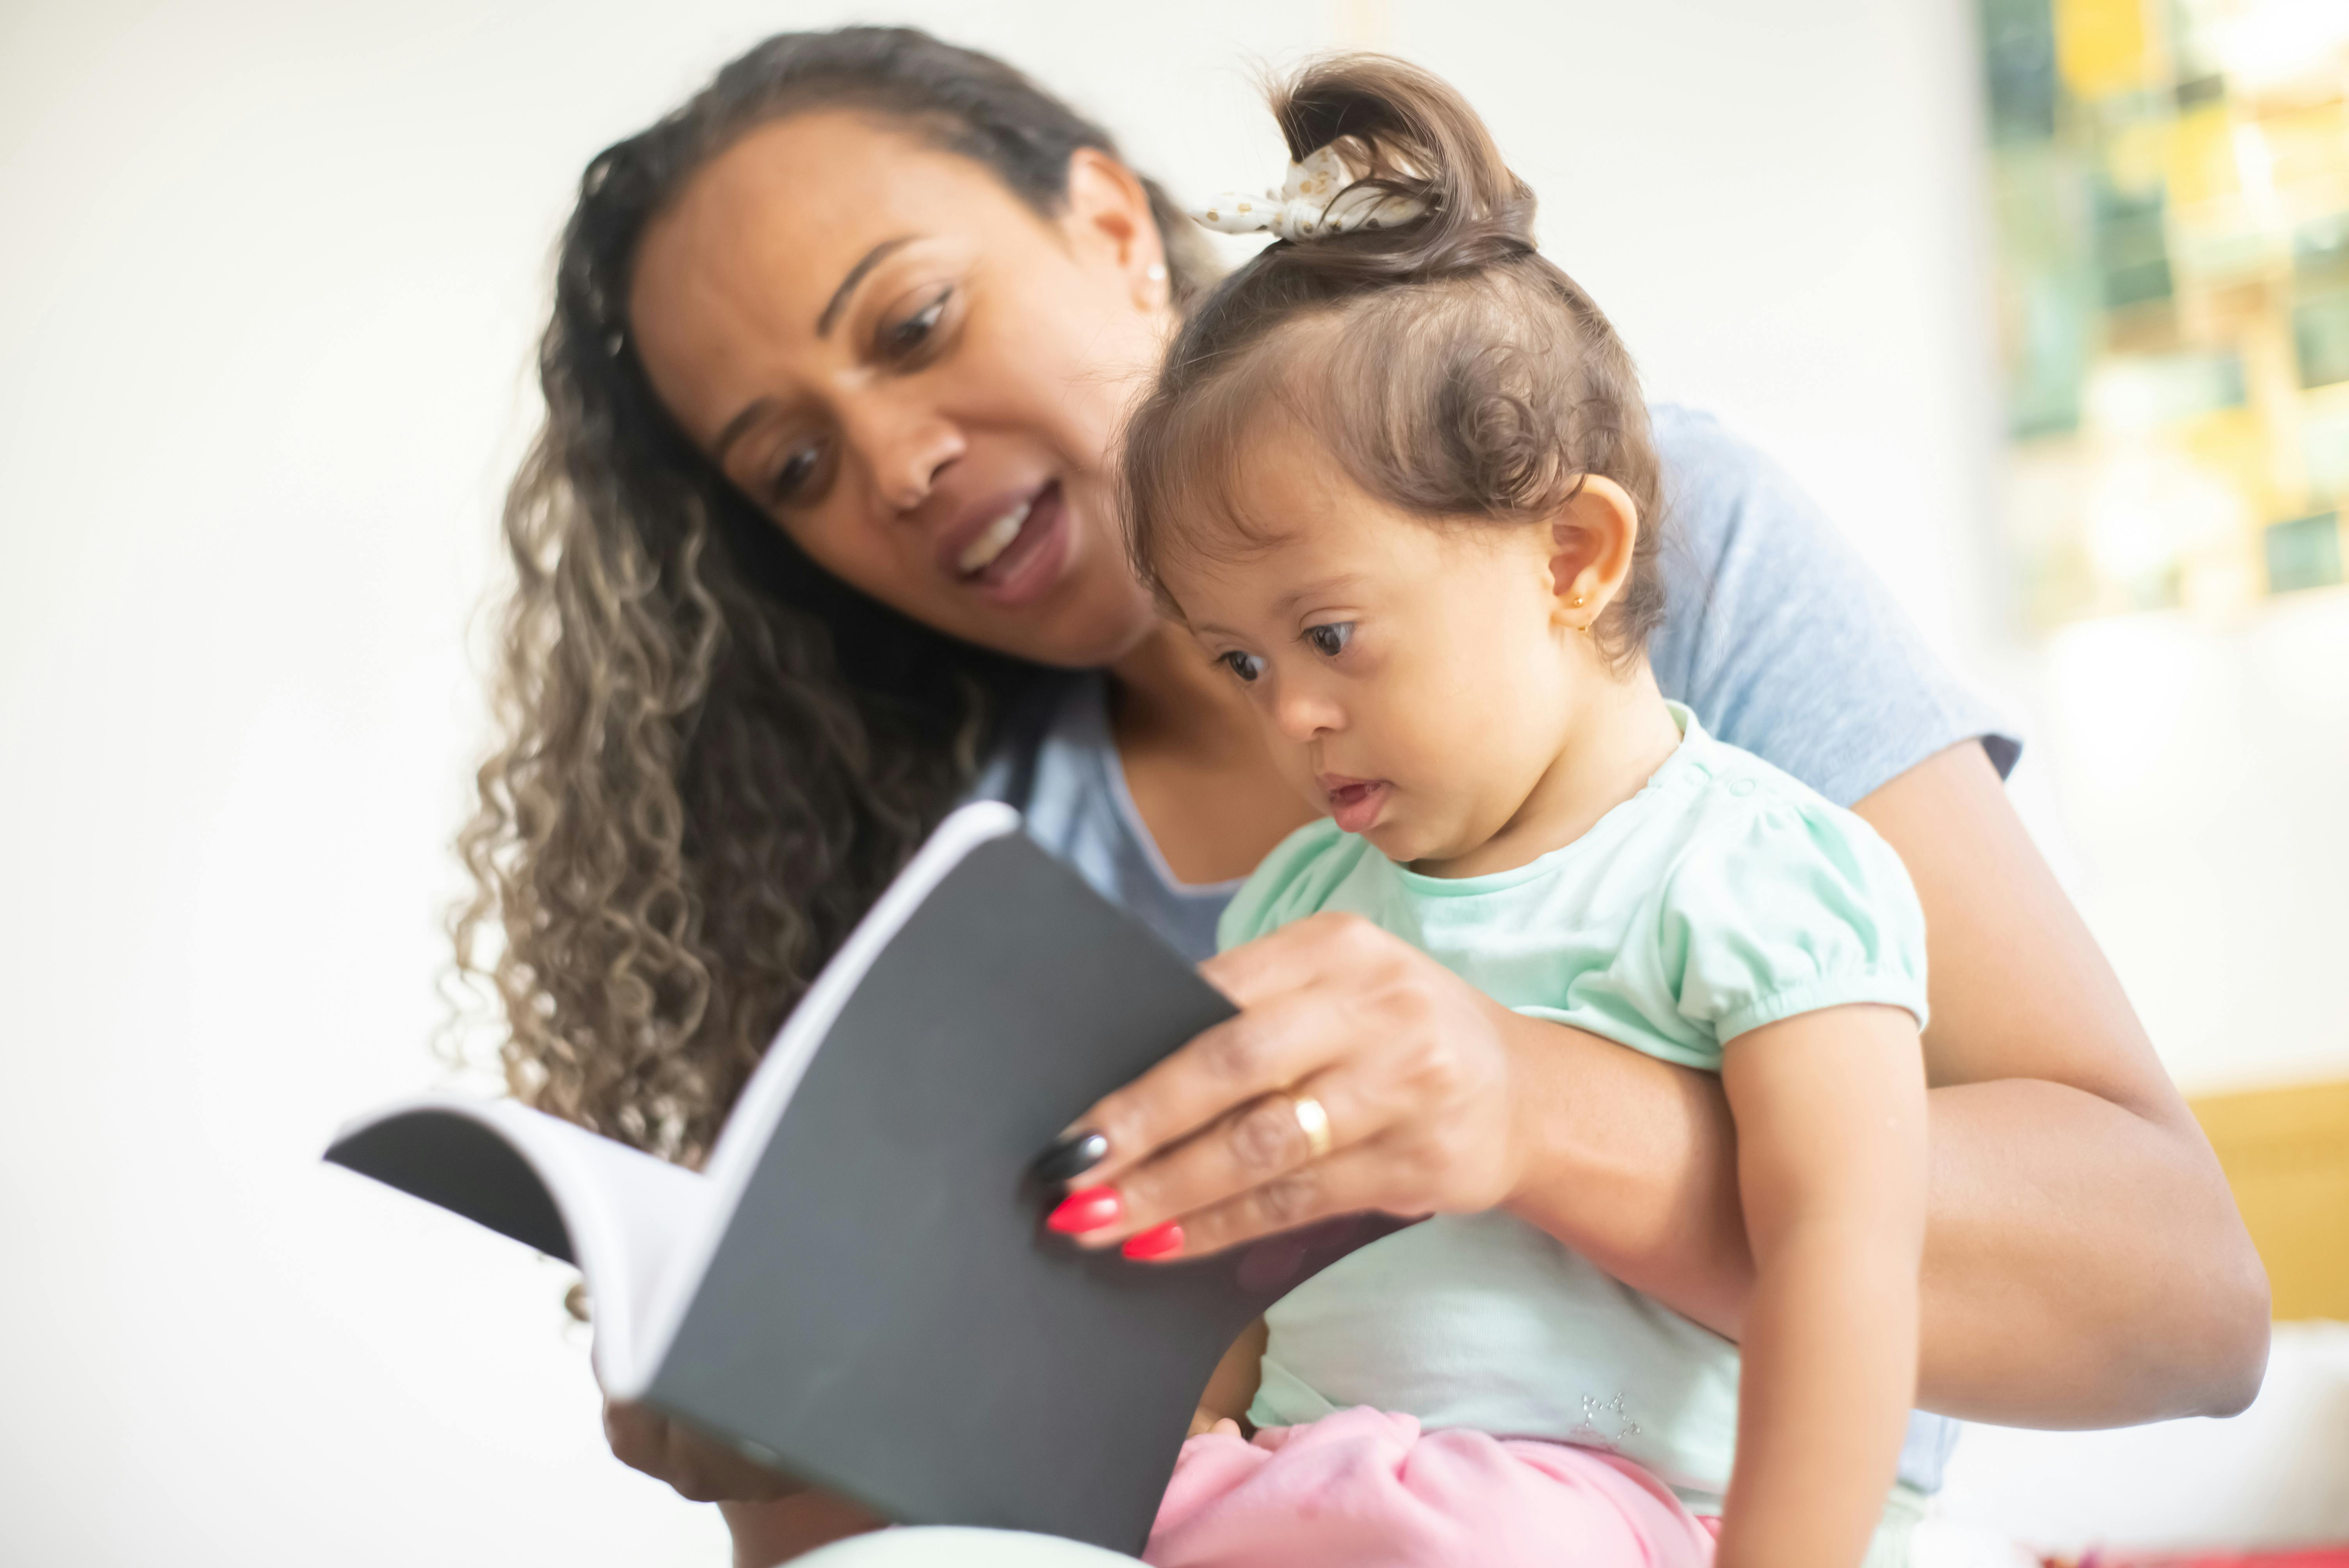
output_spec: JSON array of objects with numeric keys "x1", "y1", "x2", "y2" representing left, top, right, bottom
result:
[
  {"x1": 1643, "y1": 401, "x2": 2019, "y2": 809},
  {"x1": 1215, "y1": 818, "x2": 1374, "y2": 952}
]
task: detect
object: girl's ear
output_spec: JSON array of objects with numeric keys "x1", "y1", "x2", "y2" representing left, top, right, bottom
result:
[
  {"x1": 1062, "y1": 147, "x2": 1170, "y2": 310},
  {"x1": 1547, "y1": 476, "x2": 1641, "y2": 634}
]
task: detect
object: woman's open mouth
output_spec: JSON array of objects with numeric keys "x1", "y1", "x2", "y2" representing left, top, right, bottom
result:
[
  {"x1": 948, "y1": 481, "x2": 1070, "y2": 608},
  {"x1": 1322, "y1": 777, "x2": 1392, "y2": 835}
]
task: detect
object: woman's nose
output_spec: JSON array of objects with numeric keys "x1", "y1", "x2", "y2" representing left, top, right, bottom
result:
[{"x1": 842, "y1": 395, "x2": 965, "y2": 515}]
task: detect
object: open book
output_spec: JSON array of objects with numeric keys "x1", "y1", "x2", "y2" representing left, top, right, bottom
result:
[{"x1": 327, "y1": 802, "x2": 1401, "y2": 1552}]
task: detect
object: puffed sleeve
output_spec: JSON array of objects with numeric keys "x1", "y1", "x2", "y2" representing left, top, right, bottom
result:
[{"x1": 1660, "y1": 796, "x2": 1931, "y2": 1045}]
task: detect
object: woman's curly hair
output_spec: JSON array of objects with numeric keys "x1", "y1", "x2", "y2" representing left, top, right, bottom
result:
[{"x1": 451, "y1": 26, "x2": 1212, "y2": 1165}]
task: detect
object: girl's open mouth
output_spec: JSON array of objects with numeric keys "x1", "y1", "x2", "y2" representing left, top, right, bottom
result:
[{"x1": 1323, "y1": 778, "x2": 1391, "y2": 835}]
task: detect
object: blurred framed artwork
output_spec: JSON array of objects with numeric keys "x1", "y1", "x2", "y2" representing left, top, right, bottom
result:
[{"x1": 1980, "y1": 0, "x2": 2349, "y2": 626}]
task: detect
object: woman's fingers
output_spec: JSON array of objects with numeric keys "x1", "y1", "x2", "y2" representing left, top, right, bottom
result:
[
  {"x1": 1067, "y1": 978, "x2": 1368, "y2": 1189},
  {"x1": 1066, "y1": 1069, "x2": 1377, "y2": 1249},
  {"x1": 1038, "y1": 911, "x2": 1528, "y2": 1264},
  {"x1": 1142, "y1": 1134, "x2": 1431, "y2": 1260}
]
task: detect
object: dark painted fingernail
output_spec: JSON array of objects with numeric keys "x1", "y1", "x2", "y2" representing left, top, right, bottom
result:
[
  {"x1": 1122, "y1": 1221, "x2": 1185, "y2": 1261},
  {"x1": 1046, "y1": 1185, "x2": 1123, "y2": 1234},
  {"x1": 1034, "y1": 1130, "x2": 1109, "y2": 1183}
]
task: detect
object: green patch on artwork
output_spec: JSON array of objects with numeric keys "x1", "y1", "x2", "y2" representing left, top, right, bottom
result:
[
  {"x1": 2265, "y1": 512, "x2": 2344, "y2": 594},
  {"x1": 2294, "y1": 293, "x2": 2349, "y2": 390}
]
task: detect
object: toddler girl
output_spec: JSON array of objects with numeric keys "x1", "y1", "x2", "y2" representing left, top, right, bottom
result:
[{"x1": 1122, "y1": 56, "x2": 1931, "y2": 1568}]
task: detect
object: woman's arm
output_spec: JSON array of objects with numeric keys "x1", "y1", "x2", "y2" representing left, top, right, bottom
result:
[
  {"x1": 718, "y1": 1496, "x2": 883, "y2": 1568},
  {"x1": 1066, "y1": 744, "x2": 2268, "y2": 1428},
  {"x1": 1855, "y1": 739, "x2": 2269, "y2": 1422},
  {"x1": 602, "y1": 1400, "x2": 880, "y2": 1567},
  {"x1": 1714, "y1": 1005, "x2": 1927, "y2": 1568},
  {"x1": 1522, "y1": 741, "x2": 2269, "y2": 1421}
]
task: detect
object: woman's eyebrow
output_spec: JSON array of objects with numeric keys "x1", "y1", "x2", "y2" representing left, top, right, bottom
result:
[
  {"x1": 817, "y1": 235, "x2": 921, "y2": 337},
  {"x1": 711, "y1": 399, "x2": 775, "y2": 470}
]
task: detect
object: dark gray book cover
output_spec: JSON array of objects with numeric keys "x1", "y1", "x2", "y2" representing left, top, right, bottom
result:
[{"x1": 326, "y1": 803, "x2": 1404, "y2": 1553}]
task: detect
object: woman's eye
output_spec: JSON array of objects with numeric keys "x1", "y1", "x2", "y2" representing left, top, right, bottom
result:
[
  {"x1": 884, "y1": 291, "x2": 950, "y2": 357},
  {"x1": 1219, "y1": 650, "x2": 1267, "y2": 684},
  {"x1": 1304, "y1": 622, "x2": 1355, "y2": 657},
  {"x1": 769, "y1": 442, "x2": 823, "y2": 504}
]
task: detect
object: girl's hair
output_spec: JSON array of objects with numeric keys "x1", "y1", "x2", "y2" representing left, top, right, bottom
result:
[
  {"x1": 1123, "y1": 55, "x2": 1664, "y2": 665},
  {"x1": 452, "y1": 26, "x2": 1214, "y2": 1165}
]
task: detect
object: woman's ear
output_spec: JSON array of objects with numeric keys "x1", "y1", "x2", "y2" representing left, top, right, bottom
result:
[
  {"x1": 1547, "y1": 475, "x2": 1641, "y2": 633},
  {"x1": 1062, "y1": 147, "x2": 1170, "y2": 311}
]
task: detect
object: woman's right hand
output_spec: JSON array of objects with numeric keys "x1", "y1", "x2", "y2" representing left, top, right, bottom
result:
[{"x1": 602, "y1": 1397, "x2": 806, "y2": 1503}]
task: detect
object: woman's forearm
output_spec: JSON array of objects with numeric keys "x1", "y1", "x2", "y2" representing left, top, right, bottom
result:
[
  {"x1": 1915, "y1": 1078, "x2": 2266, "y2": 1424},
  {"x1": 1499, "y1": 1012, "x2": 1755, "y2": 1335},
  {"x1": 1502, "y1": 1025, "x2": 2268, "y2": 1425}
]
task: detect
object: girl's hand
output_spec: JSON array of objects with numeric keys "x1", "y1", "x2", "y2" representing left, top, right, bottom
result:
[
  {"x1": 602, "y1": 1397, "x2": 806, "y2": 1503},
  {"x1": 1053, "y1": 912, "x2": 1539, "y2": 1258}
]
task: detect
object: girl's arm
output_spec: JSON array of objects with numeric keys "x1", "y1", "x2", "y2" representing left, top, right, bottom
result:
[
  {"x1": 1528, "y1": 741, "x2": 2268, "y2": 1423},
  {"x1": 1713, "y1": 1005, "x2": 1927, "y2": 1568}
]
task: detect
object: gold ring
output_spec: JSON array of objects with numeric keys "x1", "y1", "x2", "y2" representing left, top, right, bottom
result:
[{"x1": 1284, "y1": 1090, "x2": 1333, "y2": 1160}]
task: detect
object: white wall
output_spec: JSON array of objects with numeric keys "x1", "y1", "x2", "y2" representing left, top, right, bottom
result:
[{"x1": 1, "y1": 2, "x2": 2337, "y2": 1564}]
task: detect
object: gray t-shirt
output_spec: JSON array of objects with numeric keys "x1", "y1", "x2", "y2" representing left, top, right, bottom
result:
[{"x1": 973, "y1": 404, "x2": 2014, "y2": 1493}]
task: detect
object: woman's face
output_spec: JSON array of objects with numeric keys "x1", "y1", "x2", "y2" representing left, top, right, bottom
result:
[{"x1": 629, "y1": 111, "x2": 1176, "y2": 668}]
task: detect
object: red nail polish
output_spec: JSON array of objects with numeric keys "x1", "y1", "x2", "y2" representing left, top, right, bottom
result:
[
  {"x1": 1047, "y1": 1186, "x2": 1123, "y2": 1234},
  {"x1": 1122, "y1": 1221, "x2": 1184, "y2": 1261}
]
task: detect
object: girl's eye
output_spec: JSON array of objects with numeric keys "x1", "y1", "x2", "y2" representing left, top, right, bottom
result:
[
  {"x1": 770, "y1": 441, "x2": 823, "y2": 505},
  {"x1": 884, "y1": 290, "x2": 950, "y2": 358},
  {"x1": 1304, "y1": 622, "x2": 1355, "y2": 657},
  {"x1": 1219, "y1": 650, "x2": 1267, "y2": 684}
]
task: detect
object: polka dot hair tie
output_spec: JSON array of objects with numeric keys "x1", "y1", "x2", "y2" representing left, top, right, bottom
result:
[{"x1": 1189, "y1": 143, "x2": 1428, "y2": 243}]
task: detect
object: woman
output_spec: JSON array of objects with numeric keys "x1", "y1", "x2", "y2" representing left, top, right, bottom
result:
[{"x1": 453, "y1": 25, "x2": 2267, "y2": 1567}]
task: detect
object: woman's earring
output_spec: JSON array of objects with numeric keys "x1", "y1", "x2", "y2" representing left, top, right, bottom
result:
[
  {"x1": 1569, "y1": 593, "x2": 1593, "y2": 636},
  {"x1": 1146, "y1": 262, "x2": 1167, "y2": 282}
]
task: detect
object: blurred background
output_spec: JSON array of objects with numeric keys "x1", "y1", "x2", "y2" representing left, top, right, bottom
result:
[{"x1": 0, "y1": 0, "x2": 2342, "y2": 1563}]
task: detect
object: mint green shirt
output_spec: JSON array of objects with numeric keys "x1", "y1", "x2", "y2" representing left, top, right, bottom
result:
[{"x1": 1223, "y1": 704, "x2": 1929, "y2": 1499}]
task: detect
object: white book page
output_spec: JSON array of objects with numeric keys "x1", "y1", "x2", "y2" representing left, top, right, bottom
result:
[{"x1": 328, "y1": 1096, "x2": 711, "y2": 1394}]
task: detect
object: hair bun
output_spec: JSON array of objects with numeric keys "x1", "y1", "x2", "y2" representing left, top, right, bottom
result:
[{"x1": 1268, "y1": 53, "x2": 1536, "y2": 280}]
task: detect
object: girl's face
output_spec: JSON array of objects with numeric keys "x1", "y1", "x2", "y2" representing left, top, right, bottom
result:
[
  {"x1": 1155, "y1": 435, "x2": 1600, "y2": 876},
  {"x1": 628, "y1": 112, "x2": 1174, "y2": 668}
]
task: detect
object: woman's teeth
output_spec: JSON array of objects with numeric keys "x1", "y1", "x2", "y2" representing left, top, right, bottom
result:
[{"x1": 958, "y1": 499, "x2": 1033, "y2": 575}]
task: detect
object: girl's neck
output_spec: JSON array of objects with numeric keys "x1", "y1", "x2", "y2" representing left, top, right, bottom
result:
[{"x1": 1415, "y1": 659, "x2": 1684, "y2": 880}]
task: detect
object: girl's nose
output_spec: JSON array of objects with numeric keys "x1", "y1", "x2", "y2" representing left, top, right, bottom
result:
[{"x1": 1271, "y1": 682, "x2": 1341, "y2": 743}]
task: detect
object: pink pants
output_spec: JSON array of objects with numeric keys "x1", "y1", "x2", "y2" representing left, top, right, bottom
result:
[{"x1": 1143, "y1": 1407, "x2": 1717, "y2": 1568}]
